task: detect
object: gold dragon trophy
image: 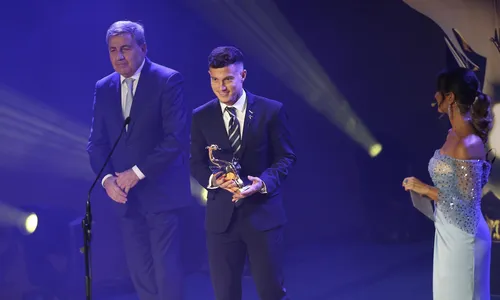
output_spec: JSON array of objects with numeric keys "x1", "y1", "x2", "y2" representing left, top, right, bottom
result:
[{"x1": 206, "y1": 144, "x2": 250, "y2": 193}]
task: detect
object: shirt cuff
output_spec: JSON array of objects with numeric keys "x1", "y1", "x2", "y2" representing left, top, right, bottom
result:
[
  {"x1": 207, "y1": 173, "x2": 219, "y2": 189},
  {"x1": 101, "y1": 174, "x2": 113, "y2": 188},
  {"x1": 132, "y1": 165, "x2": 145, "y2": 180},
  {"x1": 259, "y1": 181, "x2": 267, "y2": 194}
]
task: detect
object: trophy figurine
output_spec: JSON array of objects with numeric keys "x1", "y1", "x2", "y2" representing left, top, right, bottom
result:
[{"x1": 206, "y1": 144, "x2": 251, "y2": 193}]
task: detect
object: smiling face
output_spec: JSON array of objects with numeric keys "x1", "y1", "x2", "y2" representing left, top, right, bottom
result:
[
  {"x1": 108, "y1": 33, "x2": 146, "y2": 78},
  {"x1": 208, "y1": 63, "x2": 246, "y2": 105}
]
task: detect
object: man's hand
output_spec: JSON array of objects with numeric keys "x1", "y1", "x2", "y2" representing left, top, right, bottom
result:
[
  {"x1": 115, "y1": 169, "x2": 140, "y2": 193},
  {"x1": 232, "y1": 176, "x2": 263, "y2": 202},
  {"x1": 212, "y1": 172, "x2": 240, "y2": 194},
  {"x1": 103, "y1": 176, "x2": 128, "y2": 204}
]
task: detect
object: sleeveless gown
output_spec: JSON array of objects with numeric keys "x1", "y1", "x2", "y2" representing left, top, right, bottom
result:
[{"x1": 429, "y1": 149, "x2": 492, "y2": 300}]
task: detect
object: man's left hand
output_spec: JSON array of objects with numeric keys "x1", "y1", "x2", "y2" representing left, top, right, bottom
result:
[
  {"x1": 116, "y1": 169, "x2": 140, "y2": 193},
  {"x1": 232, "y1": 176, "x2": 263, "y2": 202}
]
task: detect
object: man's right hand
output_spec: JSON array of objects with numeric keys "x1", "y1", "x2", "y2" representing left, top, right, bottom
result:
[
  {"x1": 212, "y1": 172, "x2": 240, "y2": 194},
  {"x1": 103, "y1": 176, "x2": 127, "y2": 204}
]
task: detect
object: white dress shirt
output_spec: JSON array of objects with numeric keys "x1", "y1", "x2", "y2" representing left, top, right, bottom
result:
[{"x1": 101, "y1": 59, "x2": 146, "y2": 187}]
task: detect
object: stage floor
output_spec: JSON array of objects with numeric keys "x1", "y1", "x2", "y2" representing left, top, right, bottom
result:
[{"x1": 94, "y1": 239, "x2": 500, "y2": 300}]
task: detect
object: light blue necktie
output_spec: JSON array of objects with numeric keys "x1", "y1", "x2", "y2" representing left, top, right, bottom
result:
[{"x1": 123, "y1": 78, "x2": 134, "y2": 130}]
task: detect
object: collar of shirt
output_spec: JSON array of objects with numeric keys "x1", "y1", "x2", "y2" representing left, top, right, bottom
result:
[
  {"x1": 120, "y1": 59, "x2": 146, "y2": 85},
  {"x1": 219, "y1": 89, "x2": 247, "y2": 114}
]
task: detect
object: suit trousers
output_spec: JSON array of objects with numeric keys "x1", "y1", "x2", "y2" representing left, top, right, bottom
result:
[
  {"x1": 206, "y1": 206, "x2": 288, "y2": 300},
  {"x1": 120, "y1": 208, "x2": 183, "y2": 300}
]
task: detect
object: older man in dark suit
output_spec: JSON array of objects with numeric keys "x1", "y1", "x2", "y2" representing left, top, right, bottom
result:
[{"x1": 87, "y1": 20, "x2": 191, "y2": 300}]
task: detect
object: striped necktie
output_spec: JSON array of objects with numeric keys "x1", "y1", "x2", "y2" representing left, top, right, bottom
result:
[{"x1": 226, "y1": 106, "x2": 242, "y2": 158}]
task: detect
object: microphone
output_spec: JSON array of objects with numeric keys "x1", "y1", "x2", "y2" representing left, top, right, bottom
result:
[
  {"x1": 82, "y1": 116, "x2": 131, "y2": 300},
  {"x1": 431, "y1": 101, "x2": 446, "y2": 119},
  {"x1": 87, "y1": 116, "x2": 131, "y2": 196}
]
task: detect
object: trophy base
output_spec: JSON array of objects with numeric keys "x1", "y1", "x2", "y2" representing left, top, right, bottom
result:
[
  {"x1": 234, "y1": 185, "x2": 251, "y2": 207},
  {"x1": 238, "y1": 185, "x2": 251, "y2": 193}
]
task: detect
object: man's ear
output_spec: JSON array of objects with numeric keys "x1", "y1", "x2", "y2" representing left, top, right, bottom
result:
[{"x1": 241, "y1": 69, "x2": 247, "y2": 81}]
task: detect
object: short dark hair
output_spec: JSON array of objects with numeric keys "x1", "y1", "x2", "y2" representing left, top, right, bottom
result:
[{"x1": 208, "y1": 46, "x2": 244, "y2": 69}]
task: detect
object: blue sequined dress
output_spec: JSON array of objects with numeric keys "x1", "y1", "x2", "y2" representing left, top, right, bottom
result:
[{"x1": 429, "y1": 150, "x2": 492, "y2": 300}]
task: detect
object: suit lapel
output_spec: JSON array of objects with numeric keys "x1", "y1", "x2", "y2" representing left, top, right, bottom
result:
[
  {"x1": 111, "y1": 73, "x2": 125, "y2": 125},
  {"x1": 239, "y1": 91, "x2": 256, "y2": 158},
  {"x1": 210, "y1": 99, "x2": 232, "y2": 151},
  {"x1": 127, "y1": 58, "x2": 153, "y2": 136}
]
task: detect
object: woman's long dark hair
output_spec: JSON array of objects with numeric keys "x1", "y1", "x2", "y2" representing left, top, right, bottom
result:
[{"x1": 436, "y1": 67, "x2": 493, "y2": 144}]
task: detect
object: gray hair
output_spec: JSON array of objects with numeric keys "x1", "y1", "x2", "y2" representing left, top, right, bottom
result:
[{"x1": 106, "y1": 20, "x2": 146, "y2": 46}]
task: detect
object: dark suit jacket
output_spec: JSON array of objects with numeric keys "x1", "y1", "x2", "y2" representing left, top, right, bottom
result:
[
  {"x1": 190, "y1": 91, "x2": 296, "y2": 233},
  {"x1": 87, "y1": 58, "x2": 191, "y2": 214}
]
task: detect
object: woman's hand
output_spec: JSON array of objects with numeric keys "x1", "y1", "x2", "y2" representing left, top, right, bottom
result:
[{"x1": 402, "y1": 176, "x2": 430, "y2": 196}]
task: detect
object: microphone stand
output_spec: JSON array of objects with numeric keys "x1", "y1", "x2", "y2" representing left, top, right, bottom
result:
[{"x1": 82, "y1": 117, "x2": 130, "y2": 300}]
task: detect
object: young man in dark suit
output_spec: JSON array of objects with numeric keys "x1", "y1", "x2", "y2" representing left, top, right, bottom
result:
[{"x1": 190, "y1": 46, "x2": 296, "y2": 300}]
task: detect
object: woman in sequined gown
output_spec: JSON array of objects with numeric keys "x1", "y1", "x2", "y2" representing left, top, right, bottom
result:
[{"x1": 402, "y1": 67, "x2": 493, "y2": 300}]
